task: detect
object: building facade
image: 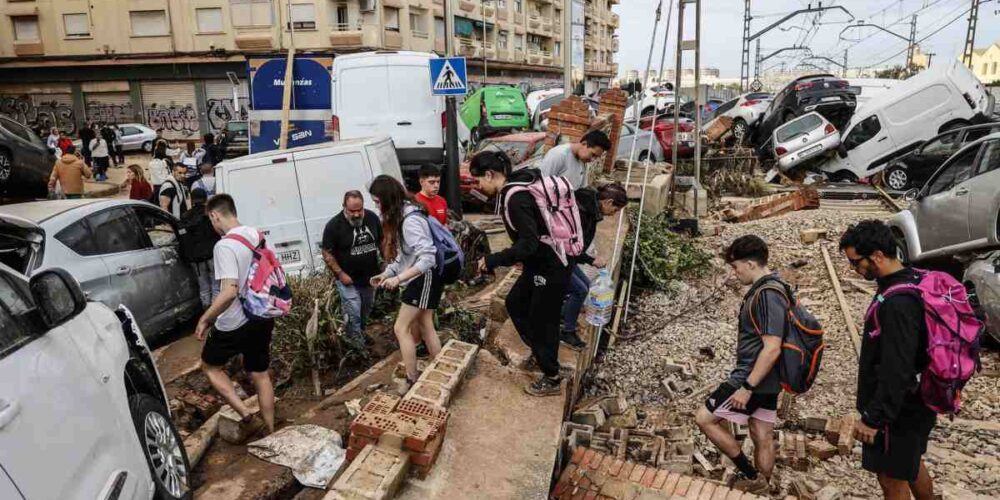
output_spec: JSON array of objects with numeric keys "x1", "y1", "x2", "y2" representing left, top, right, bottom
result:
[
  {"x1": 0, "y1": 0, "x2": 619, "y2": 139},
  {"x1": 970, "y1": 39, "x2": 1000, "y2": 85}
]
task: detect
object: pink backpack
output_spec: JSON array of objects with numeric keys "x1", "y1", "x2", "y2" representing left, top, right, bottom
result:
[
  {"x1": 864, "y1": 269, "x2": 982, "y2": 416},
  {"x1": 224, "y1": 232, "x2": 293, "y2": 320},
  {"x1": 501, "y1": 175, "x2": 584, "y2": 266}
]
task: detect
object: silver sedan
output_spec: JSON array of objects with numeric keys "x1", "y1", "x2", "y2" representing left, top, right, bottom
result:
[
  {"x1": 116, "y1": 123, "x2": 159, "y2": 152},
  {"x1": 618, "y1": 121, "x2": 665, "y2": 163},
  {"x1": 0, "y1": 199, "x2": 202, "y2": 344},
  {"x1": 964, "y1": 252, "x2": 1000, "y2": 343},
  {"x1": 890, "y1": 132, "x2": 1000, "y2": 262}
]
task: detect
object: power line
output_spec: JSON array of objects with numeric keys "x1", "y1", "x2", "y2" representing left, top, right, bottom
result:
[
  {"x1": 864, "y1": 4, "x2": 973, "y2": 68},
  {"x1": 859, "y1": 0, "x2": 971, "y2": 65}
]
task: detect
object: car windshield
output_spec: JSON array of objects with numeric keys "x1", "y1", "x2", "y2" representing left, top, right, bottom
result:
[
  {"x1": 478, "y1": 140, "x2": 532, "y2": 164},
  {"x1": 775, "y1": 114, "x2": 823, "y2": 143}
]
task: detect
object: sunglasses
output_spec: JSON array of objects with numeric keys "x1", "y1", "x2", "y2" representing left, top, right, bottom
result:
[{"x1": 847, "y1": 255, "x2": 870, "y2": 268}]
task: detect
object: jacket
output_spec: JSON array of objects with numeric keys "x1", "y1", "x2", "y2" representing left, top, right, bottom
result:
[
  {"x1": 129, "y1": 179, "x2": 153, "y2": 201},
  {"x1": 857, "y1": 267, "x2": 930, "y2": 427},
  {"x1": 485, "y1": 168, "x2": 563, "y2": 271},
  {"x1": 49, "y1": 154, "x2": 92, "y2": 195},
  {"x1": 89, "y1": 138, "x2": 109, "y2": 157},
  {"x1": 384, "y1": 203, "x2": 437, "y2": 285},
  {"x1": 573, "y1": 187, "x2": 603, "y2": 266}
]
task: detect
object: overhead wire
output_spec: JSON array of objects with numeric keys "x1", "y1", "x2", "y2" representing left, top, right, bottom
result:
[{"x1": 863, "y1": 1, "x2": 988, "y2": 68}]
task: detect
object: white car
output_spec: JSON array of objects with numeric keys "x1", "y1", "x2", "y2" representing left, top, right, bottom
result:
[
  {"x1": 117, "y1": 123, "x2": 159, "y2": 152},
  {"x1": 0, "y1": 265, "x2": 190, "y2": 499},
  {"x1": 709, "y1": 92, "x2": 773, "y2": 142},
  {"x1": 624, "y1": 87, "x2": 678, "y2": 122},
  {"x1": 772, "y1": 112, "x2": 841, "y2": 172},
  {"x1": 526, "y1": 88, "x2": 563, "y2": 116}
]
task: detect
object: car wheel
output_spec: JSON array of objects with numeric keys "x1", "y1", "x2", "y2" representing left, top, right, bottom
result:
[
  {"x1": 129, "y1": 394, "x2": 191, "y2": 500},
  {"x1": 638, "y1": 150, "x2": 650, "y2": 162},
  {"x1": 731, "y1": 119, "x2": 748, "y2": 143},
  {"x1": 885, "y1": 165, "x2": 910, "y2": 191},
  {"x1": 641, "y1": 107, "x2": 655, "y2": 117},
  {"x1": 828, "y1": 170, "x2": 858, "y2": 183},
  {"x1": 0, "y1": 148, "x2": 11, "y2": 183},
  {"x1": 894, "y1": 233, "x2": 911, "y2": 263},
  {"x1": 142, "y1": 141, "x2": 153, "y2": 153}
]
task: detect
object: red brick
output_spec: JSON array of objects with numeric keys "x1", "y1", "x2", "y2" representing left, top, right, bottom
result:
[
  {"x1": 345, "y1": 446, "x2": 363, "y2": 463},
  {"x1": 597, "y1": 455, "x2": 614, "y2": 475},
  {"x1": 584, "y1": 491, "x2": 598, "y2": 500},
  {"x1": 640, "y1": 467, "x2": 657, "y2": 488},
  {"x1": 571, "y1": 447, "x2": 587, "y2": 465},
  {"x1": 577, "y1": 476, "x2": 592, "y2": 491},
  {"x1": 628, "y1": 464, "x2": 646, "y2": 483},
  {"x1": 724, "y1": 489, "x2": 744, "y2": 500},
  {"x1": 409, "y1": 430, "x2": 445, "y2": 467},
  {"x1": 608, "y1": 458, "x2": 624, "y2": 476},
  {"x1": 553, "y1": 465, "x2": 577, "y2": 498},
  {"x1": 395, "y1": 398, "x2": 449, "y2": 430},
  {"x1": 652, "y1": 469, "x2": 670, "y2": 489},
  {"x1": 571, "y1": 489, "x2": 587, "y2": 500},
  {"x1": 698, "y1": 482, "x2": 717, "y2": 500},
  {"x1": 588, "y1": 452, "x2": 604, "y2": 471},
  {"x1": 581, "y1": 449, "x2": 598, "y2": 469},
  {"x1": 348, "y1": 433, "x2": 376, "y2": 450},
  {"x1": 661, "y1": 473, "x2": 681, "y2": 494},
  {"x1": 617, "y1": 461, "x2": 635, "y2": 480},
  {"x1": 674, "y1": 476, "x2": 692, "y2": 496},
  {"x1": 361, "y1": 392, "x2": 401, "y2": 415}
]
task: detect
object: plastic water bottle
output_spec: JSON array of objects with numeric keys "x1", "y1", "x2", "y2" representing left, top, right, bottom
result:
[{"x1": 585, "y1": 269, "x2": 615, "y2": 326}]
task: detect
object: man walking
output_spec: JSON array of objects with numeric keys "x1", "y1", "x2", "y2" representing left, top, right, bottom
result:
[
  {"x1": 196, "y1": 194, "x2": 277, "y2": 436},
  {"x1": 322, "y1": 191, "x2": 382, "y2": 348},
  {"x1": 48, "y1": 145, "x2": 92, "y2": 199},
  {"x1": 694, "y1": 235, "x2": 785, "y2": 494},
  {"x1": 839, "y1": 220, "x2": 936, "y2": 500},
  {"x1": 414, "y1": 164, "x2": 448, "y2": 225},
  {"x1": 539, "y1": 130, "x2": 611, "y2": 189},
  {"x1": 79, "y1": 122, "x2": 96, "y2": 167},
  {"x1": 180, "y1": 188, "x2": 221, "y2": 308}
]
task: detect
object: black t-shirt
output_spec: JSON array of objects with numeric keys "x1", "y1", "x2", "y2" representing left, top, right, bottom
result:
[
  {"x1": 321, "y1": 210, "x2": 382, "y2": 284},
  {"x1": 729, "y1": 273, "x2": 788, "y2": 394}
]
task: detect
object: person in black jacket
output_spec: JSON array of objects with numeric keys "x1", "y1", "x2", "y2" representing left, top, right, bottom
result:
[
  {"x1": 559, "y1": 183, "x2": 628, "y2": 350},
  {"x1": 839, "y1": 220, "x2": 935, "y2": 500},
  {"x1": 79, "y1": 122, "x2": 96, "y2": 167},
  {"x1": 471, "y1": 150, "x2": 571, "y2": 397},
  {"x1": 180, "y1": 188, "x2": 221, "y2": 308}
]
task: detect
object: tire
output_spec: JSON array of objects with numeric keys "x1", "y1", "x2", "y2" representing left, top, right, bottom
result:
[
  {"x1": 731, "y1": 118, "x2": 749, "y2": 144},
  {"x1": 129, "y1": 394, "x2": 192, "y2": 500},
  {"x1": 638, "y1": 150, "x2": 650, "y2": 162},
  {"x1": 641, "y1": 107, "x2": 655, "y2": 118},
  {"x1": 0, "y1": 148, "x2": 11, "y2": 184},
  {"x1": 828, "y1": 170, "x2": 858, "y2": 183},
  {"x1": 142, "y1": 141, "x2": 153, "y2": 153},
  {"x1": 939, "y1": 120, "x2": 969, "y2": 133},
  {"x1": 894, "y1": 233, "x2": 911, "y2": 263},
  {"x1": 884, "y1": 164, "x2": 910, "y2": 191}
]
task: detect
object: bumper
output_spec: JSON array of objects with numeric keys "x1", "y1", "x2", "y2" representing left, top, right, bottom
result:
[{"x1": 397, "y1": 147, "x2": 445, "y2": 166}]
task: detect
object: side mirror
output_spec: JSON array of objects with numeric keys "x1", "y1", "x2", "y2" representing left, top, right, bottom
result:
[
  {"x1": 837, "y1": 144, "x2": 848, "y2": 158},
  {"x1": 29, "y1": 269, "x2": 87, "y2": 329},
  {"x1": 903, "y1": 188, "x2": 920, "y2": 202}
]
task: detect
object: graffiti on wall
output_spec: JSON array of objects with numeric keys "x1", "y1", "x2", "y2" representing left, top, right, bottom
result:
[
  {"x1": 144, "y1": 103, "x2": 199, "y2": 138},
  {"x1": 207, "y1": 98, "x2": 250, "y2": 131},
  {"x1": 85, "y1": 101, "x2": 135, "y2": 125},
  {"x1": 0, "y1": 95, "x2": 77, "y2": 134}
]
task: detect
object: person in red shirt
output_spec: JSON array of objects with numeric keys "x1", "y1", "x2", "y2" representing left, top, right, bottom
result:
[{"x1": 413, "y1": 164, "x2": 448, "y2": 225}]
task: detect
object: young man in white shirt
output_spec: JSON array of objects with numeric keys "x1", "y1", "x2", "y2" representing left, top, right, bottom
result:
[
  {"x1": 195, "y1": 194, "x2": 277, "y2": 436},
  {"x1": 538, "y1": 130, "x2": 611, "y2": 189}
]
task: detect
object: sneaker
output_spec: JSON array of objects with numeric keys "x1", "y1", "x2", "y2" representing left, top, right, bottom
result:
[
  {"x1": 560, "y1": 331, "x2": 586, "y2": 351},
  {"x1": 731, "y1": 474, "x2": 769, "y2": 495},
  {"x1": 525, "y1": 376, "x2": 563, "y2": 397}
]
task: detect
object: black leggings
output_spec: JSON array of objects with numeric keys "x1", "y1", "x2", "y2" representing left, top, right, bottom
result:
[{"x1": 505, "y1": 263, "x2": 572, "y2": 378}]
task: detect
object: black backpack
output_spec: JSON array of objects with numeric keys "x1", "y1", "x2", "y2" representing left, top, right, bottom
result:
[
  {"x1": 177, "y1": 209, "x2": 219, "y2": 263},
  {"x1": 747, "y1": 277, "x2": 825, "y2": 394}
]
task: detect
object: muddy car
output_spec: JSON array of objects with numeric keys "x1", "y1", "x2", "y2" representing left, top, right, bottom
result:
[
  {"x1": 772, "y1": 112, "x2": 841, "y2": 172},
  {"x1": 0, "y1": 199, "x2": 202, "y2": 344}
]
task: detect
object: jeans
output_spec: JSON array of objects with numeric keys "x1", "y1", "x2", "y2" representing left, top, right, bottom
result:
[
  {"x1": 193, "y1": 259, "x2": 218, "y2": 308},
  {"x1": 336, "y1": 280, "x2": 375, "y2": 343},
  {"x1": 561, "y1": 265, "x2": 591, "y2": 333},
  {"x1": 506, "y1": 263, "x2": 572, "y2": 378}
]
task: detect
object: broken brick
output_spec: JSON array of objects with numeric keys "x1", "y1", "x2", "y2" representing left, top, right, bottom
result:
[
  {"x1": 572, "y1": 407, "x2": 607, "y2": 429},
  {"x1": 361, "y1": 392, "x2": 401, "y2": 416},
  {"x1": 837, "y1": 415, "x2": 856, "y2": 456},
  {"x1": 599, "y1": 394, "x2": 629, "y2": 416},
  {"x1": 803, "y1": 415, "x2": 829, "y2": 433},
  {"x1": 331, "y1": 444, "x2": 409, "y2": 500},
  {"x1": 808, "y1": 439, "x2": 838, "y2": 460}
]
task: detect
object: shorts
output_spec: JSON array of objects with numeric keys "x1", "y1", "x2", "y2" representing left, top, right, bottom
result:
[
  {"x1": 704, "y1": 382, "x2": 779, "y2": 425},
  {"x1": 401, "y1": 269, "x2": 443, "y2": 310},
  {"x1": 862, "y1": 407, "x2": 937, "y2": 482},
  {"x1": 201, "y1": 319, "x2": 275, "y2": 372}
]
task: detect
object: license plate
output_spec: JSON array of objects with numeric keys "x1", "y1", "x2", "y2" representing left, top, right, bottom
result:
[
  {"x1": 278, "y1": 249, "x2": 301, "y2": 264},
  {"x1": 821, "y1": 96, "x2": 841, "y2": 102},
  {"x1": 677, "y1": 132, "x2": 693, "y2": 142},
  {"x1": 493, "y1": 114, "x2": 515, "y2": 120},
  {"x1": 800, "y1": 144, "x2": 824, "y2": 157}
]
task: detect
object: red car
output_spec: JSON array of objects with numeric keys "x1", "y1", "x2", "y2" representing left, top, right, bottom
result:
[
  {"x1": 638, "y1": 116, "x2": 696, "y2": 160},
  {"x1": 460, "y1": 132, "x2": 547, "y2": 205}
]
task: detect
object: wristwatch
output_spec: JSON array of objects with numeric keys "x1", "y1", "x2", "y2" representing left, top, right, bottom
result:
[{"x1": 741, "y1": 380, "x2": 755, "y2": 391}]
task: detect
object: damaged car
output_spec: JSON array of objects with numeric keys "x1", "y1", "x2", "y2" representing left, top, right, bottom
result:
[
  {"x1": 710, "y1": 92, "x2": 773, "y2": 143},
  {"x1": 964, "y1": 251, "x2": 1000, "y2": 343},
  {"x1": 0, "y1": 199, "x2": 202, "y2": 345},
  {"x1": 772, "y1": 112, "x2": 841, "y2": 172},
  {"x1": 882, "y1": 122, "x2": 1000, "y2": 190},
  {"x1": 750, "y1": 74, "x2": 857, "y2": 156}
]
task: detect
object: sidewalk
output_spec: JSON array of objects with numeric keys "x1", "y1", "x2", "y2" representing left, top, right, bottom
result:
[{"x1": 83, "y1": 154, "x2": 152, "y2": 198}]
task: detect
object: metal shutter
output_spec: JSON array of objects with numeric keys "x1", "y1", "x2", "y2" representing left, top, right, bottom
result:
[
  {"x1": 140, "y1": 81, "x2": 198, "y2": 140},
  {"x1": 84, "y1": 91, "x2": 135, "y2": 125},
  {"x1": 204, "y1": 79, "x2": 249, "y2": 132},
  {"x1": 0, "y1": 88, "x2": 77, "y2": 135}
]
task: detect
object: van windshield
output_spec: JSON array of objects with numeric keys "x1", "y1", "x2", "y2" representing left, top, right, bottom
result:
[{"x1": 776, "y1": 114, "x2": 823, "y2": 143}]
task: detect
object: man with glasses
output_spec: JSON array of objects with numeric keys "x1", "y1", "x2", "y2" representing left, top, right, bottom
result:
[{"x1": 839, "y1": 220, "x2": 936, "y2": 500}]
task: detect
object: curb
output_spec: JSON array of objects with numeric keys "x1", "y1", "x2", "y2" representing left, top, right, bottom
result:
[{"x1": 84, "y1": 181, "x2": 127, "y2": 199}]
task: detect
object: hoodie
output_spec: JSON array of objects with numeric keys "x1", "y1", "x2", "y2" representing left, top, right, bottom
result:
[
  {"x1": 485, "y1": 168, "x2": 563, "y2": 272},
  {"x1": 49, "y1": 154, "x2": 92, "y2": 195},
  {"x1": 384, "y1": 203, "x2": 437, "y2": 285}
]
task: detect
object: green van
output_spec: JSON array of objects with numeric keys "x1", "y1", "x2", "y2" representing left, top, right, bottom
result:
[{"x1": 460, "y1": 86, "x2": 531, "y2": 138}]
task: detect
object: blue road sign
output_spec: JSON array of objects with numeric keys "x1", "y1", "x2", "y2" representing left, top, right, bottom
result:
[{"x1": 429, "y1": 57, "x2": 468, "y2": 96}]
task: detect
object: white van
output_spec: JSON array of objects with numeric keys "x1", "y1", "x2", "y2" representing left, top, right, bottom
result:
[
  {"x1": 332, "y1": 52, "x2": 445, "y2": 177},
  {"x1": 847, "y1": 78, "x2": 900, "y2": 110},
  {"x1": 820, "y1": 59, "x2": 995, "y2": 181},
  {"x1": 215, "y1": 136, "x2": 403, "y2": 274}
]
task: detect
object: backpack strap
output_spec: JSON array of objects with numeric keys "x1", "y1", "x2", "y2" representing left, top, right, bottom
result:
[
  {"x1": 747, "y1": 278, "x2": 793, "y2": 337},
  {"x1": 224, "y1": 232, "x2": 262, "y2": 253}
]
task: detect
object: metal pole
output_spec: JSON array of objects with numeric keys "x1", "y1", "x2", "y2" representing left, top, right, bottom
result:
[
  {"x1": 563, "y1": 0, "x2": 572, "y2": 95},
  {"x1": 279, "y1": 1, "x2": 296, "y2": 150},
  {"x1": 753, "y1": 39, "x2": 760, "y2": 82},
  {"x1": 483, "y1": 0, "x2": 488, "y2": 84},
  {"x1": 443, "y1": 0, "x2": 462, "y2": 214},
  {"x1": 693, "y1": 0, "x2": 701, "y2": 187},
  {"x1": 609, "y1": 0, "x2": 662, "y2": 271},
  {"x1": 905, "y1": 15, "x2": 917, "y2": 71},
  {"x1": 671, "y1": 1, "x2": 683, "y2": 170}
]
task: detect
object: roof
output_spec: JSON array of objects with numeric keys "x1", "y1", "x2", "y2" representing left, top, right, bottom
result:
[{"x1": 0, "y1": 199, "x2": 100, "y2": 223}]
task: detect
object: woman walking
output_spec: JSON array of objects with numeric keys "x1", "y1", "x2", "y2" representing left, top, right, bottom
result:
[{"x1": 367, "y1": 175, "x2": 442, "y2": 389}]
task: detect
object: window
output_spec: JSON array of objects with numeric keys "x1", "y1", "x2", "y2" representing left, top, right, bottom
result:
[
  {"x1": 56, "y1": 220, "x2": 98, "y2": 256},
  {"x1": 498, "y1": 0, "x2": 507, "y2": 7},
  {"x1": 12, "y1": 16, "x2": 40, "y2": 41},
  {"x1": 514, "y1": 0, "x2": 523, "y2": 13},
  {"x1": 88, "y1": 208, "x2": 147, "y2": 254},
  {"x1": 528, "y1": 34, "x2": 541, "y2": 51},
  {"x1": 63, "y1": 13, "x2": 90, "y2": 37},
  {"x1": 921, "y1": 132, "x2": 960, "y2": 156},
  {"x1": 410, "y1": 10, "x2": 427, "y2": 36},
  {"x1": 498, "y1": 31, "x2": 508, "y2": 49},
  {"x1": 196, "y1": 8, "x2": 224, "y2": 33},
  {"x1": 927, "y1": 146, "x2": 979, "y2": 196},
  {"x1": 130, "y1": 10, "x2": 169, "y2": 36},
  {"x1": 330, "y1": 1, "x2": 350, "y2": 29},
  {"x1": 0, "y1": 275, "x2": 35, "y2": 360},
  {"x1": 843, "y1": 115, "x2": 881, "y2": 151},
  {"x1": 135, "y1": 208, "x2": 178, "y2": 248},
  {"x1": 384, "y1": 7, "x2": 400, "y2": 31},
  {"x1": 435, "y1": 17, "x2": 445, "y2": 42},
  {"x1": 554, "y1": 41, "x2": 561, "y2": 57},
  {"x1": 775, "y1": 114, "x2": 823, "y2": 143},
  {"x1": 231, "y1": 0, "x2": 273, "y2": 27},
  {"x1": 993, "y1": 62, "x2": 998, "y2": 75},
  {"x1": 0, "y1": 117, "x2": 32, "y2": 143},
  {"x1": 976, "y1": 140, "x2": 1000, "y2": 176},
  {"x1": 289, "y1": 3, "x2": 316, "y2": 29},
  {"x1": 514, "y1": 34, "x2": 523, "y2": 50},
  {"x1": 120, "y1": 126, "x2": 142, "y2": 136}
]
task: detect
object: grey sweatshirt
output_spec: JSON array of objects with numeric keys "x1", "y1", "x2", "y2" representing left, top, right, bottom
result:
[{"x1": 384, "y1": 203, "x2": 437, "y2": 284}]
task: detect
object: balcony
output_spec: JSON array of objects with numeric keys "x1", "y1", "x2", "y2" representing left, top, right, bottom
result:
[
  {"x1": 457, "y1": 38, "x2": 481, "y2": 57},
  {"x1": 329, "y1": 22, "x2": 365, "y2": 47},
  {"x1": 612, "y1": 37, "x2": 619, "y2": 52},
  {"x1": 528, "y1": 14, "x2": 541, "y2": 29},
  {"x1": 610, "y1": 13, "x2": 619, "y2": 27},
  {"x1": 459, "y1": 0, "x2": 476, "y2": 12}
]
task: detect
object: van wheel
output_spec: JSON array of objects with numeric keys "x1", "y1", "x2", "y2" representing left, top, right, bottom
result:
[
  {"x1": 894, "y1": 233, "x2": 911, "y2": 263},
  {"x1": 129, "y1": 394, "x2": 192, "y2": 500},
  {"x1": 885, "y1": 165, "x2": 910, "y2": 191}
]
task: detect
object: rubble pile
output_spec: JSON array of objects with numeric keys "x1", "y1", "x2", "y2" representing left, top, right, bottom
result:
[{"x1": 589, "y1": 207, "x2": 1000, "y2": 498}]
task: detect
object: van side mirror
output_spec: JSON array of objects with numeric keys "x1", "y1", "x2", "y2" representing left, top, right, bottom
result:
[
  {"x1": 903, "y1": 188, "x2": 920, "y2": 202},
  {"x1": 837, "y1": 144, "x2": 848, "y2": 158},
  {"x1": 29, "y1": 269, "x2": 87, "y2": 329}
]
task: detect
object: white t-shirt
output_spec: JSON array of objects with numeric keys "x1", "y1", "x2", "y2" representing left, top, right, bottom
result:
[{"x1": 213, "y1": 225, "x2": 269, "y2": 332}]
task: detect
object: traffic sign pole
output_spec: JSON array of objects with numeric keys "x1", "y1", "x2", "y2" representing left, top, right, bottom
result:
[{"x1": 429, "y1": 57, "x2": 468, "y2": 216}]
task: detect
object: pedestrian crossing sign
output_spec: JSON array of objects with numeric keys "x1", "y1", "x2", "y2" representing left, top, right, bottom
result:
[{"x1": 429, "y1": 57, "x2": 468, "y2": 96}]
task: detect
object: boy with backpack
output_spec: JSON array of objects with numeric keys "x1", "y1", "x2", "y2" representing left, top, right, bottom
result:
[
  {"x1": 180, "y1": 188, "x2": 221, "y2": 308},
  {"x1": 196, "y1": 194, "x2": 291, "y2": 438},
  {"x1": 839, "y1": 220, "x2": 981, "y2": 500}
]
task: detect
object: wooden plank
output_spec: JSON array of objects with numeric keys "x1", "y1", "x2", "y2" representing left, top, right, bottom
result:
[
  {"x1": 821, "y1": 245, "x2": 861, "y2": 357},
  {"x1": 278, "y1": 47, "x2": 296, "y2": 150}
]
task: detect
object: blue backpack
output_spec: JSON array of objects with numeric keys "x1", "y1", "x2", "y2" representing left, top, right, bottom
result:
[{"x1": 404, "y1": 211, "x2": 464, "y2": 284}]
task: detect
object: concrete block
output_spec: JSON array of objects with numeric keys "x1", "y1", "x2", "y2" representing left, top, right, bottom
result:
[
  {"x1": 572, "y1": 407, "x2": 607, "y2": 429},
  {"x1": 439, "y1": 339, "x2": 478, "y2": 371},
  {"x1": 417, "y1": 367, "x2": 462, "y2": 393},
  {"x1": 660, "y1": 426, "x2": 689, "y2": 442},
  {"x1": 403, "y1": 381, "x2": 452, "y2": 409},
  {"x1": 803, "y1": 415, "x2": 829, "y2": 433},
  {"x1": 808, "y1": 439, "x2": 838, "y2": 460},
  {"x1": 217, "y1": 397, "x2": 267, "y2": 444},
  {"x1": 800, "y1": 229, "x2": 828, "y2": 244},
  {"x1": 602, "y1": 407, "x2": 638, "y2": 431},
  {"x1": 599, "y1": 394, "x2": 629, "y2": 416},
  {"x1": 330, "y1": 444, "x2": 409, "y2": 500}
]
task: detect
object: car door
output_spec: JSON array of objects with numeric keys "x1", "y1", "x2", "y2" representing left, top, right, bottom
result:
[
  {"x1": 387, "y1": 59, "x2": 444, "y2": 150},
  {"x1": 118, "y1": 126, "x2": 144, "y2": 151},
  {"x1": 0, "y1": 271, "x2": 138, "y2": 499},
  {"x1": 617, "y1": 124, "x2": 635, "y2": 159},
  {"x1": 843, "y1": 114, "x2": 894, "y2": 174},
  {"x1": 909, "y1": 131, "x2": 962, "y2": 182},
  {"x1": 133, "y1": 205, "x2": 200, "y2": 320},
  {"x1": 913, "y1": 144, "x2": 982, "y2": 254},
  {"x1": 966, "y1": 139, "x2": 1000, "y2": 245}
]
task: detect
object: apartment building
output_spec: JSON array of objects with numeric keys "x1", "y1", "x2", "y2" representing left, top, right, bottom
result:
[{"x1": 0, "y1": 0, "x2": 619, "y2": 139}]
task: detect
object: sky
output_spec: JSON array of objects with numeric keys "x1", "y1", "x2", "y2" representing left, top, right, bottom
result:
[{"x1": 612, "y1": 0, "x2": 1000, "y2": 78}]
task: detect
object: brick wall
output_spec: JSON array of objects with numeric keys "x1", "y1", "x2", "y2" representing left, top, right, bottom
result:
[
  {"x1": 544, "y1": 90, "x2": 628, "y2": 175},
  {"x1": 597, "y1": 89, "x2": 628, "y2": 173}
]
